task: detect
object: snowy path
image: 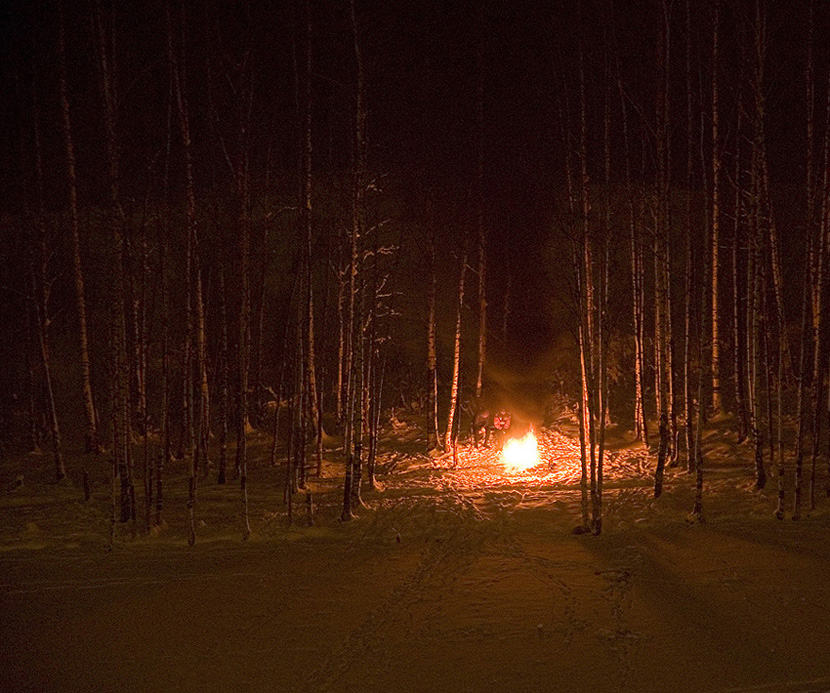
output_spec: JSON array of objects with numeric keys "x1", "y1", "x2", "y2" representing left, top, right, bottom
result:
[
  {"x1": 3, "y1": 428, "x2": 830, "y2": 692},
  {"x1": 4, "y1": 511, "x2": 830, "y2": 692},
  {"x1": 3, "y1": 525, "x2": 830, "y2": 692}
]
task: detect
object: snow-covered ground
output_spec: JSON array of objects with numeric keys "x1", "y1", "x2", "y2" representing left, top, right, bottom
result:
[{"x1": 2, "y1": 417, "x2": 830, "y2": 692}]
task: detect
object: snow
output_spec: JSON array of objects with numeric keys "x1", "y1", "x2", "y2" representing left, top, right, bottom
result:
[{"x1": 2, "y1": 416, "x2": 830, "y2": 692}]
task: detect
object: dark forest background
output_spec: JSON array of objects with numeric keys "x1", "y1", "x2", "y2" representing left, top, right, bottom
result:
[{"x1": 1, "y1": 0, "x2": 829, "y2": 532}]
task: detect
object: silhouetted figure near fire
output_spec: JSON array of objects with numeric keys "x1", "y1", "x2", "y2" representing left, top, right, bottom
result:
[
  {"x1": 468, "y1": 400, "x2": 512, "y2": 449},
  {"x1": 492, "y1": 410, "x2": 511, "y2": 449}
]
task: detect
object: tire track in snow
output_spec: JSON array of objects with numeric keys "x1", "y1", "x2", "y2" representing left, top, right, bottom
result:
[
  {"x1": 495, "y1": 530, "x2": 588, "y2": 650},
  {"x1": 305, "y1": 480, "x2": 493, "y2": 692},
  {"x1": 307, "y1": 441, "x2": 652, "y2": 692},
  {"x1": 596, "y1": 566, "x2": 639, "y2": 692},
  {"x1": 510, "y1": 542, "x2": 641, "y2": 692},
  {"x1": 490, "y1": 495, "x2": 641, "y2": 693},
  {"x1": 445, "y1": 477, "x2": 592, "y2": 654}
]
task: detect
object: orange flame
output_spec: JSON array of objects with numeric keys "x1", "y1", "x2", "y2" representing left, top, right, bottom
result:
[{"x1": 501, "y1": 428, "x2": 541, "y2": 472}]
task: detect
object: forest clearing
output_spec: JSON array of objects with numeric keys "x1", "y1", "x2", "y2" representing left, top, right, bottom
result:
[
  {"x1": 3, "y1": 412, "x2": 830, "y2": 693},
  {"x1": 4, "y1": 0, "x2": 830, "y2": 690}
]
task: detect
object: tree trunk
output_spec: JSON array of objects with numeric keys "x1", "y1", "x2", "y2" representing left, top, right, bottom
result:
[
  {"x1": 237, "y1": 190, "x2": 251, "y2": 539},
  {"x1": 475, "y1": 42, "x2": 487, "y2": 401},
  {"x1": 351, "y1": 279, "x2": 365, "y2": 505},
  {"x1": 300, "y1": 0, "x2": 323, "y2": 480},
  {"x1": 732, "y1": 107, "x2": 749, "y2": 442},
  {"x1": 57, "y1": 0, "x2": 99, "y2": 454},
  {"x1": 690, "y1": 241, "x2": 708, "y2": 522},
  {"x1": 793, "y1": 241, "x2": 812, "y2": 520},
  {"x1": 815, "y1": 53, "x2": 830, "y2": 503},
  {"x1": 427, "y1": 214, "x2": 440, "y2": 451},
  {"x1": 217, "y1": 270, "x2": 230, "y2": 484},
  {"x1": 749, "y1": 202, "x2": 766, "y2": 490},
  {"x1": 747, "y1": 0, "x2": 784, "y2": 518},
  {"x1": 249, "y1": 224, "x2": 268, "y2": 430},
  {"x1": 31, "y1": 225, "x2": 64, "y2": 483},
  {"x1": 574, "y1": 243, "x2": 591, "y2": 533},
  {"x1": 807, "y1": 0, "x2": 828, "y2": 509},
  {"x1": 445, "y1": 247, "x2": 467, "y2": 454},
  {"x1": 656, "y1": 0, "x2": 674, "y2": 462},
  {"x1": 342, "y1": 0, "x2": 366, "y2": 521},
  {"x1": 30, "y1": 88, "x2": 65, "y2": 482},
  {"x1": 23, "y1": 304, "x2": 41, "y2": 456},
  {"x1": 137, "y1": 219, "x2": 151, "y2": 529},
  {"x1": 157, "y1": 222, "x2": 170, "y2": 525},
  {"x1": 336, "y1": 250, "x2": 346, "y2": 425},
  {"x1": 592, "y1": 61, "x2": 612, "y2": 534},
  {"x1": 577, "y1": 10, "x2": 596, "y2": 529},
  {"x1": 685, "y1": 234, "x2": 696, "y2": 473},
  {"x1": 654, "y1": 412, "x2": 669, "y2": 498},
  {"x1": 710, "y1": 0, "x2": 722, "y2": 414},
  {"x1": 654, "y1": 228, "x2": 664, "y2": 432},
  {"x1": 270, "y1": 293, "x2": 295, "y2": 469},
  {"x1": 619, "y1": 65, "x2": 648, "y2": 446},
  {"x1": 691, "y1": 325, "x2": 705, "y2": 521},
  {"x1": 93, "y1": 0, "x2": 134, "y2": 527},
  {"x1": 167, "y1": 0, "x2": 211, "y2": 544},
  {"x1": 794, "y1": 0, "x2": 818, "y2": 518},
  {"x1": 295, "y1": 302, "x2": 308, "y2": 492},
  {"x1": 683, "y1": 0, "x2": 695, "y2": 471},
  {"x1": 363, "y1": 207, "x2": 383, "y2": 492}
]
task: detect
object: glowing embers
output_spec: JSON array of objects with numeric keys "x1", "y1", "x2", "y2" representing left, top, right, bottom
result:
[{"x1": 501, "y1": 428, "x2": 541, "y2": 472}]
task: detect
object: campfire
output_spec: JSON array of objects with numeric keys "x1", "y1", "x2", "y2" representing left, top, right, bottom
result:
[{"x1": 501, "y1": 428, "x2": 541, "y2": 472}]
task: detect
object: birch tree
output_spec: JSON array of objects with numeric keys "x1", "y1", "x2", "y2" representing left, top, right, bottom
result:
[
  {"x1": 616, "y1": 53, "x2": 648, "y2": 447},
  {"x1": 816, "y1": 53, "x2": 830, "y2": 504},
  {"x1": 683, "y1": 0, "x2": 695, "y2": 471},
  {"x1": 29, "y1": 88, "x2": 65, "y2": 482},
  {"x1": 94, "y1": 0, "x2": 135, "y2": 525},
  {"x1": 342, "y1": 0, "x2": 367, "y2": 520},
  {"x1": 426, "y1": 213, "x2": 441, "y2": 451},
  {"x1": 710, "y1": 0, "x2": 722, "y2": 414},
  {"x1": 444, "y1": 245, "x2": 467, "y2": 456},
  {"x1": 57, "y1": 0, "x2": 99, "y2": 454},
  {"x1": 475, "y1": 39, "x2": 487, "y2": 401},
  {"x1": 301, "y1": 0, "x2": 323, "y2": 480},
  {"x1": 167, "y1": 0, "x2": 212, "y2": 542}
]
